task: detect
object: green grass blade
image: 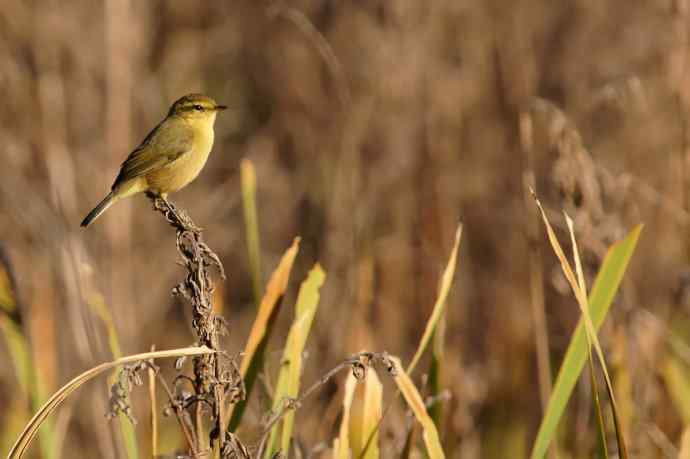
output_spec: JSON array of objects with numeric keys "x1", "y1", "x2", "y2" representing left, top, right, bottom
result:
[
  {"x1": 358, "y1": 226, "x2": 461, "y2": 456},
  {"x1": 565, "y1": 213, "x2": 627, "y2": 458},
  {"x1": 588, "y1": 347, "x2": 609, "y2": 458},
  {"x1": 265, "y1": 264, "x2": 325, "y2": 457},
  {"x1": 408, "y1": 224, "x2": 462, "y2": 374},
  {"x1": 32, "y1": 377, "x2": 56, "y2": 459},
  {"x1": 663, "y1": 356, "x2": 690, "y2": 424},
  {"x1": 428, "y1": 314, "x2": 446, "y2": 428},
  {"x1": 0, "y1": 317, "x2": 33, "y2": 455},
  {"x1": 227, "y1": 238, "x2": 300, "y2": 432},
  {"x1": 0, "y1": 318, "x2": 32, "y2": 398},
  {"x1": 0, "y1": 252, "x2": 57, "y2": 459},
  {"x1": 333, "y1": 372, "x2": 359, "y2": 459},
  {"x1": 359, "y1": 370, "x2": 383, "y2": 459},
  {"x1": 391, "y1": 356, "x2": 446, "y2": 459},
  {"x1": 88, "y1": 292, "x2": 138, "y2": 459},
  {"x1": 241, "y1": 159, "x2": 263, "y2": 306},
  {"x1": 529, "y1": 224, "x2": 642, "y2": 459}
]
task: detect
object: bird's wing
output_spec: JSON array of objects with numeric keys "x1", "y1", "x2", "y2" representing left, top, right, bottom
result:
[{"x1": 112, "y1": 117, "x2": 194, "y2": 188}]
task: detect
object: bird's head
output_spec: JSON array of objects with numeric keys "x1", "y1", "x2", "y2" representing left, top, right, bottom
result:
[{"x1": 169, "y1": 93, "x2": 227, "y2": 123}]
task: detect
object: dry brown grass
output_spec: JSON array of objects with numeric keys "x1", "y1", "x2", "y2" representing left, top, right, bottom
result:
[{"x1": 0, "y1": 1, "x2": 687, "y2": 457}]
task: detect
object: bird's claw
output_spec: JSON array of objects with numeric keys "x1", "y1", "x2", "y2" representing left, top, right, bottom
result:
[{"x1": 149, "y1": 195, "x2": 203, "y2": 233}]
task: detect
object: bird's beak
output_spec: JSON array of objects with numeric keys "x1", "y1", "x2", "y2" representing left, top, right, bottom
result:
[{"x1": 215, "y1": 105, "x2": 228, "y2": 111}]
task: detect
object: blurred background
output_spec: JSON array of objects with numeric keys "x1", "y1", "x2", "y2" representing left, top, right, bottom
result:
[{"x1": 1, "y1": 0, "x2": 689, "y2": 457}]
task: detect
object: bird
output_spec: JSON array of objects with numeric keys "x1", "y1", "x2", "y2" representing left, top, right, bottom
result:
[{"x1": 81, "y1": 93, "x2": 227, "y2": 228}]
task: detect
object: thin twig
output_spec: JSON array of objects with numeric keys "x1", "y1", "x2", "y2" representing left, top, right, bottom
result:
[
  {"x1": 255, "y1": 352, "x2": 394, "y2": 458},
  {"x1": 148, "y1": 346, "x2": 159, "y2": 457},
  {"x1": 154, "y1": 366, "x2": 198, "y2": 454},
  {"x1": 267, "y1": 2, "x2": 350, "y2": 109}
]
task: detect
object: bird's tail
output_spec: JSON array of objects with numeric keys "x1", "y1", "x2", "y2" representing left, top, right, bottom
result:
[{"x1": 81, "y1": 192, "x2": 117, "y2": 227}]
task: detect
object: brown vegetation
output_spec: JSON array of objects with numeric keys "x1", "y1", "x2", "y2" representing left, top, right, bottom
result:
[{"x1": 0, "y1": 1, "x2": 687, "y2": 457}]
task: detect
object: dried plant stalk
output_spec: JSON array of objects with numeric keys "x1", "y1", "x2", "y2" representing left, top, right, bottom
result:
[{"x1": 146, "y1": 195, "x2": 247, "y2": 457}]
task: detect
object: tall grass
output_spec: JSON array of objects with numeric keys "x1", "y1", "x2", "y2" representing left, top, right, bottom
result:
[
  {"x1": 529, "y1": 197, "x2": 642, "y2": 458},
  {"x1": 0, "y1": 3, "x2": 669, "y2": 456},
  {"x1": 0, "y1": 252, "x2": 57, "y2": 459},
  {"x1": 265, "y1": 264, "x2": 325, "y2": 457},
  {"x1": 7, "y1": 347, "x2": 215, "y2": 459},
  {"x1": 3, "y1": 164, "x2": 650, "y2": 459}
]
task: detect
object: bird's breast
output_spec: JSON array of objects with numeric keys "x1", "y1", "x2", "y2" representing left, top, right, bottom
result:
[{"x1": 146, "y1": 127, "x2": 214, "y2": 195}]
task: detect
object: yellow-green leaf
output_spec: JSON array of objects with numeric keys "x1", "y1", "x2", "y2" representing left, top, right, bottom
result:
[
  {"x1": 227, "y1": 237, "x2": 301, "y2": 431},
  {"x1": 241, "y1": 158, "x2": 263, "y2": 305},
  {"x1": 663, "y1": 356, "x2": 690, "y2": 424},
  {"x1": 391, "y1": 356, "x2": 445, "y2": 459},
  {"x1": 408, "y1": 224, "x2": 462, "y2": 374},
  {"x1": 265, "y1": 264, "x2": 326, "y2": 457},
  {"x1": 358, "y1": 369, "x2": 382, "y2": 459},
  {"x1": 529, "y1": 222, "x2": 642, "y2": 459},
  {"x1": 334, "y1": 372, "x2": 358, "y2": 459}
]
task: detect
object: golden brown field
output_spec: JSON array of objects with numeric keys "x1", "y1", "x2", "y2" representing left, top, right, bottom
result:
[{"x1": 0, "y1": 1, "x2": 687, "y2": 458}]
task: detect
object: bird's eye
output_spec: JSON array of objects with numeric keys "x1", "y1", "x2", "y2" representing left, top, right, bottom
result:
[{"x1": 193, "y1": 104, "x2": 203, "y2": 111}]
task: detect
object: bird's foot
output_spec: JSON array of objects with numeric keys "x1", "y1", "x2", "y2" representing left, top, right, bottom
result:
[{"x1": 149, "y1": 193, "x2": 203, "y2": 233}]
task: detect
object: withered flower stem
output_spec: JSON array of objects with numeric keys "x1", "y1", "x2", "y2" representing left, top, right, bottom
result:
[
  {"x1": 152, "y1": 364, "x2": 198, "y2": 454},
  {"x1": 148, "y1": 194, "x2": 245, "y2": 457}
]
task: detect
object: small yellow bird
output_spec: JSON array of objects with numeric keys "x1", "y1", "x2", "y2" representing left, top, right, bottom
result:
[{"x1": 81, "y1": 93, "x2": 226, "y2": 227}]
